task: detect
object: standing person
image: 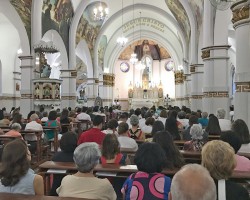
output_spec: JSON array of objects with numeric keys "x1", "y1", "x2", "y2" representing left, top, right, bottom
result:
[
  {"x1": 121, "y1": 143, "x2": 171, "y2": 200},
  {"x1": 202, "y1": 140, "x2": 249, "y2": 200},
  {"x1": 77, "y1": 115, "x2": 105, "y2": 146},
  {"x1": 57, "y1": 142, "x2": 116, "y2": 200},
  {"x1": 45, "y1": 110, "x2": 61, "y2": 140},
  {"x1": 0, "y1": 139, "x2": 44, "y2": 195},
  {"x1": 169, "y1": 164, "x2": 216, "y2": 200}
]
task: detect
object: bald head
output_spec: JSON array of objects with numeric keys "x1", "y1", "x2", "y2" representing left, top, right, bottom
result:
[{"x1": 170, "y1": 164, "x2": 216, "y2": 200}]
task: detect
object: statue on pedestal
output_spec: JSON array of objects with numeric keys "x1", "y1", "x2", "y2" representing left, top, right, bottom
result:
[{"x1": 40, "y1": 54, "x2": 51, "y2": 78}]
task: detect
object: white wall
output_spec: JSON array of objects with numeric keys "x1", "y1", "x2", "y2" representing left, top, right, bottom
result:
[{"x1": 114, "y1": 59, "x2": 175, "y2": 99}]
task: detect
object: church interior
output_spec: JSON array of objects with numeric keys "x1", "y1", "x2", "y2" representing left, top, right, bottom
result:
[
  {"x1": 0, "y1": 0, "x2": 248, "y2": 121},
  {"x1": 0, "y1": 0, "x2": 250, "y2": 199}
]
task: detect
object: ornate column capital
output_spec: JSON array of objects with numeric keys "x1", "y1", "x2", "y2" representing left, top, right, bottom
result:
[{"x1": 231, "y1": 0, "x2": 250, "y2": 28}]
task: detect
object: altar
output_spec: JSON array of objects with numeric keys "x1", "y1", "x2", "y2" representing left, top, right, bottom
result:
[{"x1": 130, "y1": 99, "x2": 159, "y2": 109}]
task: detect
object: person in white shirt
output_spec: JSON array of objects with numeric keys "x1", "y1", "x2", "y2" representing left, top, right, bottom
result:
[
  {"x1": 216, "y1": 108, "x2": 231, "y2": 131},
  {"x1": 102, "y1": 119, "x2": 119, "y2": 136},
  {"x1": 25, "y1": 113, "x2": 44, "y2": 153},
  {"x1": 76, "y1": 106, "x2": 91, "y2": 121},
  {"x1": 117, "y1": 122, "x2": 138, "y2": 151},
  {"x1": 41, "y1": 111, "x2": 48, "y2": 122}
]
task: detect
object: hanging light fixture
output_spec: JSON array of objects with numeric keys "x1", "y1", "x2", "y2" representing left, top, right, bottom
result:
[
  {"x1": 129, "y1": 0, "x2": 138, "y2": 65},
  {"x1": 117, "y1": 0, "x2": 128, "y2": 47},
  {"x1": 93, "y1": 1, "x2": 109, "y2": 21},
  {"x1": 135, "y1": 11, "x2": 146, "y2": 70}
]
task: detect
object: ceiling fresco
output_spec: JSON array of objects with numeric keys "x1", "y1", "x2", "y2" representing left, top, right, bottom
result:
[
  {"x1": 188, "y1": 0, "x2": 204, "y2": 36},
  {"x1": 10, "y1": 0, "x2": 32, "y2": 45},
  {"x1": 166, "y1": 0, "x2": 191, "y2": 43},
  {"x1": 119, "y1": 40, "x2": 171, "y2": 60}
]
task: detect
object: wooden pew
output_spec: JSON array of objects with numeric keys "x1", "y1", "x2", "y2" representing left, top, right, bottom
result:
[
  {"x1": 20, "y1": 130, "x2": 44, "y2": 163},
  {"x1": 42, "y1": 127, "x2": 59, "y2": 153},
  {"x1": 0, "y1": 193, "x2": 89, "y2": 200}
]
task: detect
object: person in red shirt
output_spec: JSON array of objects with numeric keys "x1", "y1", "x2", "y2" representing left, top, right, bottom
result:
[{"x1": 77, "y1": 115, "x2": 105, "y2": 146}]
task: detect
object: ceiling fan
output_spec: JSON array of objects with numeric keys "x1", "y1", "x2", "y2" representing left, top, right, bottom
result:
[{"x1": 209, "y1": 0, "x2": 236, "y2": 11}]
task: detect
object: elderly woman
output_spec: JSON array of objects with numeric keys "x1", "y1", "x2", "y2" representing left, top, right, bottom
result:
[
  {"x1": 5, "y1": 123, "x2": 23, "y2": 139},
  {"x1": 57, "y1": 142, "x2": 116, "y2": 200},
  {"x1": 128, "y1": 114, "x2": 145, "y2": 141},
  {"x1": 202, "y1": 140, "x2": 249, "y2": 200},
  {"x1": 183, "y1": 124, "x2": 205, "y2": 151}
]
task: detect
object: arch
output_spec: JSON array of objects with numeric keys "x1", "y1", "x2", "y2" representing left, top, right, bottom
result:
[
  {"x1": 0, "y1": 1, "x2": 30, "y2": 55},
  {"x1": 42, "y1": 30, "x2": 68, "y2": 70},
  {"x1": 0, "y1": 60, "x2": 2, "y2": 95},
  {"x1": 94, "y1": 3, "x2": 188, "y2": 77},
  {"x1": 75, "y1": 40, "x2": 93, "y2": 78}
]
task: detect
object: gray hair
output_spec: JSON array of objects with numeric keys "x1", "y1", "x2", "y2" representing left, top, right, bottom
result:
[
  {"x1": 73, "y1": 142, "x2": 101, "y2": 173},
  {"x1": 201, "y1": 112, "x2": 208, "y2": 118},
  {"x1": 30, "y1": 113, "x2": 39, "y2": 121},
  {"x1": 171, "y1": 164, "x2": 216, "y2": 200},
  {"x1": 130, "y1": 114, "x2": 139, "y2": 126},
  {"x1": 11, "y1": 123, "x2": 21, "y2": 131},
  {"x1": 190, "y1": 124, "x2": 203, "y2": 140},
  {"x1": 217, "y1": 108, "x2": 226, "y2": 119}
]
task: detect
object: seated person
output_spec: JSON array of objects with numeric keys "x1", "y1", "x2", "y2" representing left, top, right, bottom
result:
[
  {"x1": 25, "y1": 113, "x2": 43, "y2": 153},
  {"x1": 128, "y1": 114, "x2": 145, "y2": 141},
  {"x1": 50, "y1": 132, "x2": 78, "y2": 196},
  {"x1": 121, "y1": 143, "x2": 171, "y2": 199},
  {"x1": 169, "y1": 164, "x2": 216, "y2": 200},
  {"x1": 101, "y1": 134, "x2": 128, "y2": 164},
  {"x1": 202, "y1": 140, "x2": 249, "y2": 200},
  {"x1": 0, "y1": 139, "x2": 44, "y2": 195},
  {"x1": 184, "y1": 124, "x2": 205, "y2": 151},
  {"x1": 153, "y1": 131, "x2": 185, "y2": 169},
  {"x1": 220, "y1": 131, "x2": 250, "y2": 172},
  {"x1": 102, "y1": 119, "x2": 119, "y2": 136},
  {"x1": 182, "y1": 115, "x2": 198, "y2": 141},
  {"x1": 217, "y1": 108, "x2": 231, "y2": 131},
  {"x1": 57, "y1": 142, "x2": 116, "y2": 200},
  {"x1": 117, "y1": 122, "x2": 138, "y2": 151},
  {"x1": 77, "y1": 115, "x2": 105, "y2": 146},
  {"x1": 41, "y1": 111, "x2": 48, "y2": 122},
  {"x1": 5, "y1": 123, "x2": 23, "y2": 139},
  {"x1": 198, "y1": 111, "x2": 209, "y2": 127},
  {"x1": 141, "y1": 117, "x2": 155, "y2": 136},
  {"x1": 45, "y1": 110, "x2": 62, "y2": 141},
  {"x1": 165, "y1": 117, "x2": 181, "y2": 140}
]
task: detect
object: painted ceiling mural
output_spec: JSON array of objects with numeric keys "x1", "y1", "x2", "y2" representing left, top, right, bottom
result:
[
  {"x1": 166, "y1": 0, "x2": 191, "y2": 43},
  {"x1": 10, "y1": 0, "x2": 32, "y2": 45},
  {"x1": 119, "y1": 40, "x2": 171, "y2": 60},
  {"x1": 76, "y1": 2, "x2": 106, "y2": 55},
  {"x1": 42, "y1": 0, "x2": 74, "y2": 54},
  {"x1": 188, "y1": 0, "x2": 204, "y2": 36}
]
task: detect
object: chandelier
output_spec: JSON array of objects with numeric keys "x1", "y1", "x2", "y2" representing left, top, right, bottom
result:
[
  {"x1": 93, "y1": 2, "x2": 109, "y2": 21},
  {"x1": 129, "y1": 0, "x2": 138, "y2": 65},
  {"x1": 135, "y1": 60, "x2": 146, "y2": 70},
  {"x1": 34, "y1": 41, "x2": 58, "y2": 54},
  {"x1": 135, "y1": 12, "x2": 145, "y2": 70},
  {"x1": 117, "y1": 0, "x2": 128, "y2": 47},
  {"x1": 130, "y1": 53, "x2": 138, "y2": 65}
]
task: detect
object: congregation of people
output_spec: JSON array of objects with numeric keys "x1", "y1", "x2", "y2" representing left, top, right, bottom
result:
[{"x1": 0, "y1": 104, "x2": 249, "y2": 200}]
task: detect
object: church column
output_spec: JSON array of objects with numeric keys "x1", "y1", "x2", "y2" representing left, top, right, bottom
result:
[
  {"x1": 182, "y1": 59, "x2": 189, "y2": 107},
  {"x1": 19, "y1": 55, "x2": 34, "y2": 117},
  {"x1": 101, "y1": 73, "x2": 114, "y2": 106},
  {"x1": 13, "y1": 71, "x2": 21, "y2": 107},
  {"x1": 190, "y1": 64, "x2": 203, "y2": 111},
  {"x1": 184, "y1": 74, "x2": 191, "y2": 107},
  {"x1": 60, "y1": 69, "x2": 77, "y2": 109},
  {"x1": 231, "y1": 1, "x2": 250, "y2": 124},
  {"x1": 87, "y1": 78, "x2": 99, "y2": 107},
  {"x1": 175, "y1": 70, "x2": 184, "y2": 107},
  {"x1": 202, "y1": 45, "x2": 230, "y2": 116}
]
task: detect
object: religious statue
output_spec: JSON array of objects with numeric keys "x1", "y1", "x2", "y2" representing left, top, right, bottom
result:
[
  {"x1": 134, "y1": 40, "x2": 161, "y2": 61},
  {"x1": 40, "y1": 53, "x2": 51, "y2": 78}
]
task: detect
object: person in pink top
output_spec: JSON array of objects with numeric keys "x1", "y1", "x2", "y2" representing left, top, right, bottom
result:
[
  {"x1": 77, "y1": 115, "x2": 105, "y2": 146},
  {"x1": 5, "y1": 123, "x2": 23, "y2": 139},
  {"x1": 220, "y1": 131, "x2": 250, "y2": 172}
]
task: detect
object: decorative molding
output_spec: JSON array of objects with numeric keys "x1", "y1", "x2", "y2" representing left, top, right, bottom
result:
[
  {"x1": 203, "y1": 91, "x2": 229, "y2": 98},
  {"x1": 175, "y1": 97, "x2": 186, "y2": 101},
  {"x1": 174, "y1": 71, "x2": 184, "y2": 84},
  {"x1": 61, "y1": 96, "x2": 77, "y2": 100},
  {"x1": 190, "y1": 95, "x2": 203, "y2": 99},
  {"x1": 18, "y1": 56, "x2": 33, "y2": 60},
  {"x1": 103, "y1": 73, "x2": 115, "y2": 86},
  {"x1": 236, "y1": 82, "x2": 250, "y2": 92},
  {"x1": 201, "y1": 50, "x2": 210, "y2": 59},
  {"x1": 232, "y1": 4, "x2": 249, "y2": 24},
  {"x1": 21, "y1": 94, "x2": 33, "y2": 99},
  {"x1": 70, "y1": 71, "x2": 77, "y2": 77},
  {"x1": 0, "y1": 96, "x2": 21, "y2": 100},
  {"x1": 190, "y1": 66, "x2": 195, "y2": 73}
]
